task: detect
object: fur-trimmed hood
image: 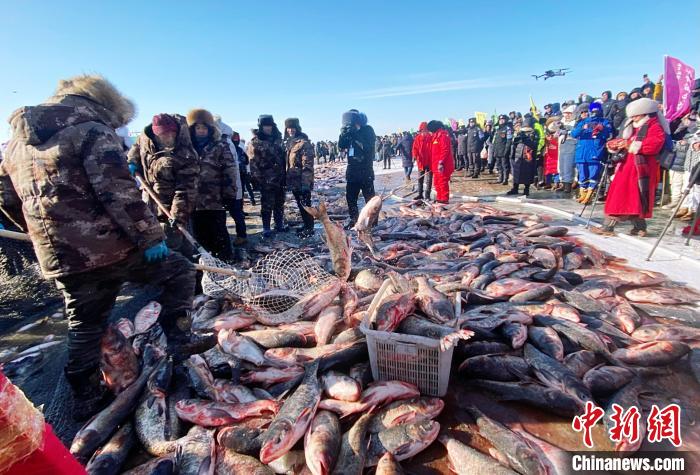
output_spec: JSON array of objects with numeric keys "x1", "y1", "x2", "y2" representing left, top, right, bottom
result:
[
  {"x1": 187, "y1": 108, "x2": 220, "y2": 142},
  {"x1": 52, "y1": 74, "x2": 135, "y2": 127}
]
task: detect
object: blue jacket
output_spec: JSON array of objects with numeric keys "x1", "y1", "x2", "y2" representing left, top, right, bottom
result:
[{"x1": 570, "y1": 117, "x2": 612, "y2": 163}]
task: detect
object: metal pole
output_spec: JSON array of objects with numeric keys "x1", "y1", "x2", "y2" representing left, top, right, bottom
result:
[
  {"x1": 585, "y1": 165, "x2": 610, "y2": 228},
  {"x1": 685, "y1": 205, "x2": 700, "y2": 246},
  {"x1": 647, "y1": 165, "x2": 700, "y2": 260}
]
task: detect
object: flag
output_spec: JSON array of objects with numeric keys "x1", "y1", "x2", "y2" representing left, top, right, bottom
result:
[
  {"x1": 664, "y1": 55, "x2": 696, "y2": 122},
  {"x1": 449, "y1": 118, "x2": 458, "y2": 131},
  {"x1": 474, "y1": 112, "x2": 487, "y2": 128},
  {"x1": 529, "y1": 96, "x2": 540, "y2": 120}
]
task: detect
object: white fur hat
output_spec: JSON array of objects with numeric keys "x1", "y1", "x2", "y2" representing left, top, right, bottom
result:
[
  {"x1": 626, "y1": 98, "x2": 658, "y2": 117},
  {"x1": 562, "y1": 105, "x2": 576, "y2": 114}
]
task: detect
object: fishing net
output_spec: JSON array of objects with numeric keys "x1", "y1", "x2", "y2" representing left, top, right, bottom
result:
[{"x1": 200, "y1": 249, "x2": 335, "y2": 316}]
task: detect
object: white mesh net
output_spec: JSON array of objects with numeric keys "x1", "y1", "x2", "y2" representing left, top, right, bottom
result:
[{"x1": 200, "y1": 249, "x2": 335, "y2": 316}]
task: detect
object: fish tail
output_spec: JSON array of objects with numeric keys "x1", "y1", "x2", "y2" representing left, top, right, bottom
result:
[{"x1": 303, "y1": 204, "x2": 321, "y2": 219}]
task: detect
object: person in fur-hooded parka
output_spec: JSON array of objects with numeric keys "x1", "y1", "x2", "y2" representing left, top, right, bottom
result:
[{"x1": 187, "y1": 108, "x2": 239, "y2": 260}]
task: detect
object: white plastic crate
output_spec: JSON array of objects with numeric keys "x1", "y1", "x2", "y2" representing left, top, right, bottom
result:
[{"x1": 359, "y1": 280, "x2": 458, "y2": 397}]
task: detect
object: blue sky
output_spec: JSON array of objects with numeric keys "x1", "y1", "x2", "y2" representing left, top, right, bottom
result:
[{"x1": 1, "y1": 0, "x2": 698, "y2": 143}]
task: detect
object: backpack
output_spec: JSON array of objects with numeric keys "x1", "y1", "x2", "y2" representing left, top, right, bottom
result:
[{"x1": 636, "y1": 123, "x2": 675, "y2": 170}]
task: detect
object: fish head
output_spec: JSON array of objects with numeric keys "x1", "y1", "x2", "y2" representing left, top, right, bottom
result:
[{"x1": 260, "y1": 419, "x2": 295, "y2": 464}]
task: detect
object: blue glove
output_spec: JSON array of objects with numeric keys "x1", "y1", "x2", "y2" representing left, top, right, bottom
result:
[
  {"x1": 144, "y1": 241, "x2": 170, "y2": 263},
  {"x1": 0, "y1": 223, "x2": 4, "y2": 230},
  {"x1": 128, "y1": 163, "x2": 139, "y2": 177}
]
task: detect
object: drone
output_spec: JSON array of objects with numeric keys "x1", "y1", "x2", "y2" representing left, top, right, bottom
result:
[{"x1": 532, "y1": 68, "x2": 571, "y2": 80}]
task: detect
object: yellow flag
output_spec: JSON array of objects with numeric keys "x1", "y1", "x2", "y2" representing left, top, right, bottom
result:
[
  {"x1": 529, "y1": 96, "x2": 540, "y2": 120},
  {"x1": 474, "y1": 112, "x2": 487, "y2": 128}
]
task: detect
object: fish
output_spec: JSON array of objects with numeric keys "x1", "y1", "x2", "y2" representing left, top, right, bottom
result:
[
  {"x1": 120, "y1": 455, "x2": 176, "y2": 475},
  {"x1": 304, "y1": 410, "x2": 342, "y2": 475},
  {"x1": 691, "y1": 349, "x2": 700, "y2": 386},
  {"x1": 253, "y1": 279, "x2": 343, "y2": 326},
  {"x1": 113, "y1": 318, "x2": 135, "y2": 340},
  {"x1": 563, "y1": 350, "x2": 599, "y2": 378},
  {"x1": 315, "y1": 305, "x2": 342, "y2": 346},
  {"x1": 354, "y1": 269, "x2": 384, "y2": 292},
  {"x1": 368, "y1": 397, "x2": 444, "y2": 433},
  {"x1": 375, "y1": 452, "x2": 405, "y2": 475},
  {"x1": 397, "y1": 315, "x2": 473, "y2": 352},
  {"x1": 605, "y1": 297, "x2": 642, "y2": 334},
  {"x1": 134, "y1": 385, "x2": 184, "y2": 457},
  {"x1": 414, "y1": 276, "x2": 455, "y2": 323},
  {"x1": 501, "y1": 322, "x2": 527, "y2": 349},
  {"x1": 215, "y1": 446, "x2": 274, "y2": 474},
  {"x1": 177, "y1": 427, "x2": 216, "y2": 475},
  {"x1": 259, "y1": 360, "x2": 321, "y2": 464},
  {"x1": 527, "y1": 326, "x2": 564, "y2": 361},
  {"x1": 533, "y1": 315, "x2": 618, "y2": 364},
  {"x1": 340, "y1": 284, "x2": 359, "y2": 324},
  {"x1": 318, "y1": 399, "x2": 370, "y2": 418},
  {"x1": 241, "y1": 329, "x2": 309, "y2": 349},
  {"x1": 321, "y1": 370, "x2": 361, "y2": 402},
  {"x1": 458, "y1": 355, "x2": 529, "y2": 382},
  {"x1": 304, "y1": 202, "x2": 352, "y2": 281},
  {"x1": 466, "y1": 406, "x2": 550, "y2": 475},
  {"x1": 331, "y1": 412, "x2": 373, "y2": 475},
  {"x1": 604, "y1": 379, "x2": 651, "y2": 452},
  {"x1": 583, "y1": 365, "x2": 636, "y2": 397},
  {"x1": 459, "y1": 341, "x2": 512, "y2": 358},
  {"x1": 523, "y1": 343, "x2": 593, "y2": 406},
  {"x1": 184, "y1": 354, "x2": 217, "y2": 400},
  {"x1": 217, "y1": 329, "x2": 267, "y2": 366},
  {"x1": 624, "y1": 286, "x2": 700, "y2": 305},
  {"x1": 71, "y1": 346, "x2": 161, "y2": 461},
  {"x1": 631, "y1": 324, "x2": 700, "y2": 342},
  {"x1": 213, "y1": 380, "x2": 260, "y2": 403},
  {"x1": 373, "y1": 292, "x2": 416, "y2": 332},
  {"x1": 85, "y1": 422, "x2": 135, "y2": 475},
  {"x1": 354, "y1": 195, "x2": 383, "y2": 234},
  {"x1": 471, "y1": 380, "x2": 584, "y2": 417},
  {"x1": 100, "y1": 325, "x2": 140, "y2": 394},
  {"x1": 612, "y1": 341, "x2": 690, "y2": 366},
  {"x1": 267, "y1": 450, "x2": 306, "y2": 474},
  {"x1": 241, "y1": 366, "x2": 305, "y2": 387},
  {"x1": 216, "y1": 426, "x2": 265, "y2": 456},
  {"x1": 134, "y1": 301, "x2": 162, "y2": 334},
  {"x1": 630, "y1": 303, "x2": 700, "y2": 325},
  {"x1": 366, "y1": 420, "x2": 440, "y2": 467},
  {"x1": 175, "y1": 399, "x2": 280, "y2": 426},
  {"x1": 264, "y1": 342, "x2": 355, "y2": 367},
  {"x1": 212, "y1": 310, "x2": 257, "y2": 332},
  {"x1": 349, "y1": 362, "x2": 373, "y2": 388},
  {"x1": 484, "y1": 278, "x2": 549, "y2": 298},
  {"x1": 360, "y1": 381, "x2": 420, "y2": 410},
  {"x1": 438, "y1": 434, "x2": 517, "y2": 475}
]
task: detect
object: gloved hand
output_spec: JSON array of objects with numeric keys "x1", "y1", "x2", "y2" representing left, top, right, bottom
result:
[
  {"x1": 128, "y1": 163, "x2": 140, "y2": 177},
  {"x1": 144, "y1": 241, "x2": 170, "y2": 263},
  {"x1": 0, "y1": 223, "x2": 5, "y2": 230},
  {"x1": 592, "y1": 124, "x2": 604, "y2": 137}
]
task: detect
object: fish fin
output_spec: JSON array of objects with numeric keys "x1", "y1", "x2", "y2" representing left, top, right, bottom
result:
[
  {"x1": 392, "y1": 442, "x2": 413, "y2": 457},
  {"x1": 391, "y1": 410, "x2": 417, "y2": 426},
  {"x1": 303, "y1": 205, "x2": 321, "y2": 219}
]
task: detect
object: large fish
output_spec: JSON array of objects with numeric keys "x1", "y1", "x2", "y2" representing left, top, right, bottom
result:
[
  {"x1": 563, "y1": 350, "x2": 599, "y2": 378},
  {"x1": 631, "y1": 324, "x2": 700, "y2": 342},
  {"x1": 533, "y1": 315, "x2": 619, "y2": 364},
  {"x1": 120, "y1": 455, "x2": 176, "y2": 475},
  {"x1": 373, "y1": 292, "x2": 416, "y2": 332},
  {"x1": 438, "y1": 434, "x2": 517, "y2": 475},
  {"x1": 624, "y1": 286, "x2": 700, "y2": 305},
  {"x1": 612, "y1": 341, "x2": 690, "y2": 366},
  {"x1": 523, "y1": 343, "x2": 593, "y2": 406},
  {"x1": 217, "y1": 329, "x2": 267, "y2": 366},
  {"x1": 184, "y1": 354, "x2": 217, "y2": 400},
  {"x1": 216, "y1": 426, "x2": 265, "y2": 456},
  {"x1": 259, "y1": 360, "x2": 321, "y2": 464},
  {"x1": 100, "y1": 325, "x2": 140, "y2": 394},
  {"x1": 71, "y1": 346, "x2": 161, "y2": 461},
  {"x1": 134, "y1": 301, "x2": 162, "y2": 335},
  {"x1": 471, "y1": 379, "x2": 584, "y2": 417},
  {"x1": 366, "y1": 420, "x2": 440, "y2": 466},
  {"x1": 241, "y1": 366, "x2": 305, "y2": 387},
  {"x1": 321, "y1": 370, "x2": 361, "y2": 402},
  {"x1": 134, "y1": 378, "x2": 185, "y2": 457},
  {"x1": 304, "y1": 410, "x2": 342, "y2": 475},
  {"x1": 177, "y1": 427, "x2": 216, "y2": 475},
  {"x1": 175, "y1": 399, "x2": 280, "y2": 426},
  {"x1": 604, "y1": 379, "x2": 652, "y2": 452},
  {"x1": 368, "y1": 397, "x2": 444, "y2": 433},
  {"x1": 305, "y1": 202, "x2": 352, "y2": 280},
  {"x1": 397, "y1": 315, "x2": 473, "y2": 352},
  {"x1": 360, "y1": 381, "x2": 420, "y2": 410},
  {"x1": 375, "y1": 452, "x2": 405, "y2": 475},
  {"x1": 331, "y1": 412, "x2": 373, "y2": 475},
  {"x1": 315, "y1": 305, "x2": 342, "y2": 346},
  {"x1": 583, "y1": 365, "x2": 636, "y2": 397},
  {"x1": 241, "y1": 328, "x2": 310, "y2": 349},
  {"x1": 458, "y1": 354, "x2": 529, "y2": 382},
  {"x1": 354, "y1": 195, "x2": 383, "y2": 235},
  {"x1": 215, "y1": 446, "x2": 274, "y2": 474},
  {"x1": 85, "y1": 422, "x2": 135, "y2": 475},
  {"x1": 527, "y1": 326, "x2": 564, "y2": 361},
  {"x1": 466, "y1": 406, "x2": 550, "y2": 475},
  {"x1": 414, "y1": 276, "x2": 455, "y2": 323}
]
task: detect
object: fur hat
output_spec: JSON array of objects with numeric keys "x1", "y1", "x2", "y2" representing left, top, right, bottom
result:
[
  {"x1": 626, "y1": 98, "x2": 658, "y2": 117},
  {"x1": 258, "y1": 115, "x2": 276, "y2": 127},
  {"x1": 545, "y1": 116, "x2": 561, "y2": 127},
  {"x1": 427, "y1": 120, "x2": 443, "y2": 133},
  {"x1": 589, "y1": 102, "x2": 603, "y2": 113},
  {"x1": 55, "y1": 74, "x2": 136, "y2": 126},
  {"x1": 187, "y1": 108, "x2": 215, "y2": 127},
  {"x1": 284, "y1": 118, "x2": 301, "y2": 130},
  {"x1": 562, "y1": 105, "x2": 576, "y2": 114},
  {"x1": 342, "y1": 110, "x2": 361, "y2": 127}
]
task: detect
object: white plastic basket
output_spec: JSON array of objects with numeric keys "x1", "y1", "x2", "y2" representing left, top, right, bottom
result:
[{"x1": 359, "y1": 281, "x2": 458, "y2": 397}]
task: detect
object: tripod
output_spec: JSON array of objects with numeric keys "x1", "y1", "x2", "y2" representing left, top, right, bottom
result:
[
  {"x1": 579, "y1": 163, "x2": 611, "y2": 223},
  {"x1": 647, "y1": 164, "x2": 700, "y2": 260}
]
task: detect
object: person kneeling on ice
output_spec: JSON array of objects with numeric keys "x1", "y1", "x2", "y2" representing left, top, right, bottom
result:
[
  {"x1": 427, "y1": 120, "x2": 454, "y2": 204},
  {"x1": 0, "y1": 75, "x2": 195, "y2": 421},
  {"x1": 507, "y1": 115, "x2": 539, "y2": 196},
  {"x1": 592, "y1": 98, "x2": 668, "y2": 237}
]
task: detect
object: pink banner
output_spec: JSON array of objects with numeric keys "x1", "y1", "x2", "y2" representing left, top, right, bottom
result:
[{"x1": 664, "y1": 55, "x2": 695, "y2": 122}]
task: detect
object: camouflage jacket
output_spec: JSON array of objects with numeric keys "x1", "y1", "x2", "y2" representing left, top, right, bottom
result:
[
  {"x1": 127, "y1": 117, "x2": 199, "y2": 223},
  {"x1": 284, "y1": 132, "x2": 314, "y2": 190},
  {"x1": 193, "y1": 131, "x2": 238, "y2": 210},
  {"x1": 248, "y1": 130, "x2": 286, "y2": 188},
  {"x1": 0, "y1": 95, "x2": 163, "y2": 279}
]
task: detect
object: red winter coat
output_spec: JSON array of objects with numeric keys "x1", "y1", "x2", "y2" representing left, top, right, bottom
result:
[
  {"x1": 544, "y1": 136, "x2": 559, "y2": 176},
  {"x1": 412, "y1": 130, "x2": 432, "y2": 170},
  {"x1": 604, "y1": 116, "x2": 665, "y2": 219},
  {"x1": 430, "y1": 129, "x2": 454, "y2": 176}
]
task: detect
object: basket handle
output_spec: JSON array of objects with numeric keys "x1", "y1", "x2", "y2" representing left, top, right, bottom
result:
[{"x1": 365, "y1": 279, "x2": 394, "y2": 328}]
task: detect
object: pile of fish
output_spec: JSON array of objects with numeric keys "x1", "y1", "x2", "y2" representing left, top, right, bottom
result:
[{"x1": 62, "y1": 191, "x2": 700, "y2": 474}]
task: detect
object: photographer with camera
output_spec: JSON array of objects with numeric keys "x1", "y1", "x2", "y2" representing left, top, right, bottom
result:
[
  {"x1": 571, "y1": 102, "x2": 613, "y2": 204},
  {"x1": 339, "y1": 109, "x2": 377, "y2": 228}
]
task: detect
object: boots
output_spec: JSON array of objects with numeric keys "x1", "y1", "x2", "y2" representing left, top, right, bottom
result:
[
  {"x1": 66, "y1": 367, "x2": 111, "y2": 422},
  {"x1": 506, "y1": 185, "x2": 519, "y2": 195},
  {"x1": 523, "y1": 185, "x2": 530, "y2": 196},
  {"x1": 273, "y1": 208, "x2": 289, "y2": 232},
  {"x1": 674, "y1": 207, "x2": 689, "y2": 218},
  {"x1": 679, "y1": 209, "x2": 695, "y2": 221},
  {"x1": 630, "y1": 218, "x2": 648, "y2": 237},
  {"x1": 563, "y1": 182, "x2": 572, "y2": 194},
  {"x1": 581, "y1": 189, "x2": 595, "y2": 205},
  {"x1": 590, "y1": 219, "x2": 617, "y2": 236},
  {"x1": 576, "y1": 188, "x2": 587, "y2": 203}
]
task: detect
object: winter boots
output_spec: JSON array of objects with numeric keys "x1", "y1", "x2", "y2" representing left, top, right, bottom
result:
[
  {"x1": 590, "y1": 219, "x2": 618, "y2": 236},
  {"x1": 630, "y1": 218, "x2": 648, "y2": 237},
  {"x1": 506, "y1": 185, "x2": 520, "y2": 195},
  {"x1": 66, "y1": 367, "x2": 111, "y2": 422}
]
